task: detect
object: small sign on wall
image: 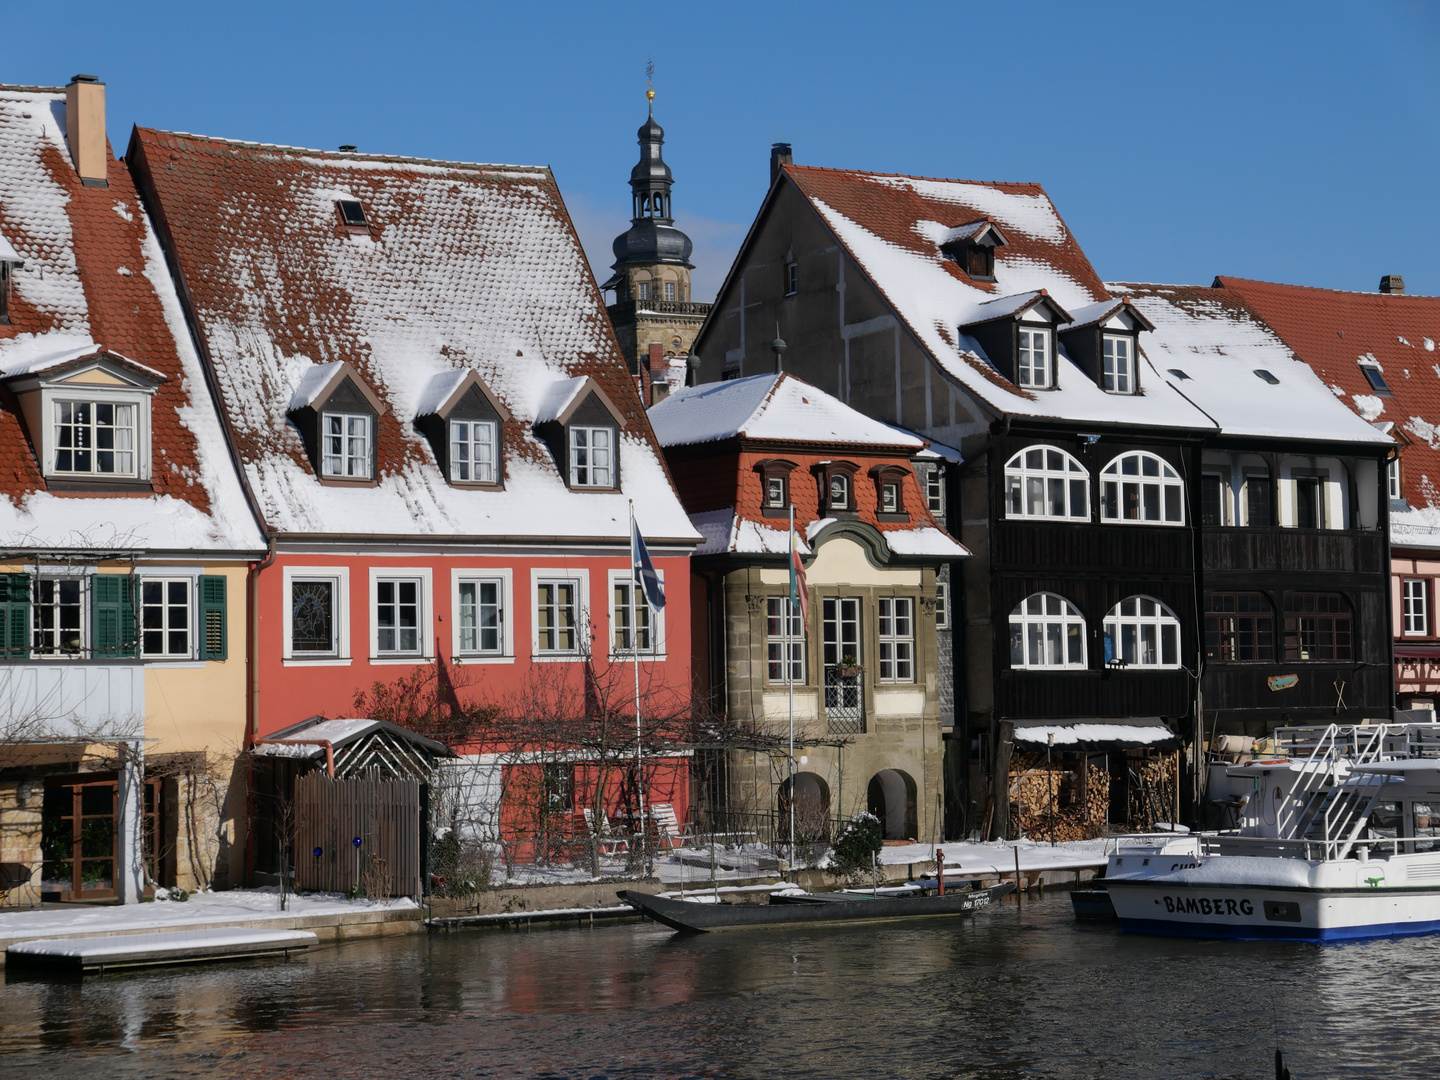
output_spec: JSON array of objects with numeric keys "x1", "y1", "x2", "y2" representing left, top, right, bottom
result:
[{"x1": 1267, "y1": 674, "x2": 1299, "y2": 692}]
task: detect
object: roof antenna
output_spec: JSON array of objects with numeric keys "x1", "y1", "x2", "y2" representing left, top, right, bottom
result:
[
  {"x1": 771, "y1": 322, "x2": 787, "y2": 374},
  {"x1": 646, "y1": 59, "x2": 655, "y2": 116}
]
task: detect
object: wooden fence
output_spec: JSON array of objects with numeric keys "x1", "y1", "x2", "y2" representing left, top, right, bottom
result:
[{"x1": 293, "y1": 771, "x2": 422, "y2": 897}]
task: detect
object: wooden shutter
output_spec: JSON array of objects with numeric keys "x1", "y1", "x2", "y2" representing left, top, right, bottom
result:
[
  {"x1": 92, "y1": 574, "x2": 136, "y2": 658},
  {"x1": 0, "y1": 573, "x2": 30, "y2": 656},
  {"x1": 199, "y1": 574, "x2": 227, "y2": 661}
]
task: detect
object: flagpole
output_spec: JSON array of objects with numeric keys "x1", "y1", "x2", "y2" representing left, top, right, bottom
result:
[
  {"x1": 629, "y1": 501, "x2": 648, "y2": 875},
  {"x1": 788, "y1": 504, "x2": 796, "y2": 873}
]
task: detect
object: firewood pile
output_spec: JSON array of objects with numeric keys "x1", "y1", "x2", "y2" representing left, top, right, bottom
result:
[
  {"x1": 1006, "y1": 754, "x2": 1110, "y2": 841},
  {"x1": 1126, "y1": 752, "x2": 1179, "y2": 828}
]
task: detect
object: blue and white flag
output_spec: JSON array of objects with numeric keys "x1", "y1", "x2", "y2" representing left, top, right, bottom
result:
[{"x1": 632, "y1": 518, "x2": 665, "y2": 610}]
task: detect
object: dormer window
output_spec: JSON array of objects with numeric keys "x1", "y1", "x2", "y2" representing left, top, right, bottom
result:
[
  {"x1": 287, "y1": 360, "x2": 385, "y2": 486},
  {"x1": 570, "y1": 426, "x2": 613, "y2": 487},
  {"x1": 55, "y1": 400, "x2": 135, "y2": 476},
  {"x1": 871, "y1": 464, "x2": 910, "y2": 521},
  {"x1": 414, "y1": 369, "x2": 510, "y2": 488},
  {"x1": 0, "y1": 261, "x2": 11, "y2": 324},
  {"x1": 1102, "y1": 334, "x2": 1134, "y2": 394},
  {"x1": 939, "y1": 218, "x2": 1007, "y2": 283},
  {"x1": 757, "y1": 458, "x2": 798, "y2": 517},
  {"x1": 450, "y1": 419, "x2": 497, "y2": 483},
  {"x1": 322, "y1": 413, "x2": 371, "y2": 479},
  {"x1": 815, "y1": 461, "x2": 860, "y2": 516},
  {"x1": 829, "y1": 473, "x2": 849, "y2": 509},
  {"x1": 881, "y1": 482, "x2": 899, "y2": 513},
  {"x1": 3, "y1": 348, "x2": 163, "y2": 487},
  {"x1": 1017, "y1": 328, "x2": 1050, "y2": 388}
]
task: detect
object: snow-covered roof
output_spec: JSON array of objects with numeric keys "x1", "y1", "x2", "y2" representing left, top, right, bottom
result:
[
  {"x1": 649, "y1": 372, "x2": 926, "y2": 450},
  {"x1": 1012, "y1": 718, "x2": 1179, "y2": 750},
  {"x1": 0, "y1": 87, "x2": 264, "y2": 554},
  {"x1": 131, "y1": 128, "x2": 697, "y2": 545},
  {"x1": 1113, "y1": 283, "x2": 1393, "y2": 445},
  {"x1": 781, "y1": 166, "x2": 1216, "y2": 430}
]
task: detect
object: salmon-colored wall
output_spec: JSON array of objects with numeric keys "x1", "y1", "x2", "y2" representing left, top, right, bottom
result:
[
  {"x1": 1392, "y1": 549, "x2": 1440, "y2": 697},
  {"x1": 253, "y1": 551, "x2": 693, "y2": 738}
]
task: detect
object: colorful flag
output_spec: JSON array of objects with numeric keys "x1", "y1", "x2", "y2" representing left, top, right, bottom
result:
[{"x1": 632, "y1": 518, "x2": 665, "y2": 611}]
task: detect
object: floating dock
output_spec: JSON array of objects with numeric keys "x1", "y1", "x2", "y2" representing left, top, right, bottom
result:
[{"x1": 6, "y1": 927, "x2": 319, "y2": 974}]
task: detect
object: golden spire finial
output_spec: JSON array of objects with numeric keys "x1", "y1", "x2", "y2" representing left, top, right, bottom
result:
[{"x1": 646, "y1": 60, "x2": 655, "y2": 111}]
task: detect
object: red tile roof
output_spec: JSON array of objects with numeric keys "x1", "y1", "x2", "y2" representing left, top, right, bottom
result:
[
  {"x1": 0, "y1": 87, "x2": 260, "y2": 550},
  {"x1": 129, "y1": 128, "x2": 695, "y2": 542},
  {"x1": 1216, "y1": 276, "x2": 1440, "y2": 508}
]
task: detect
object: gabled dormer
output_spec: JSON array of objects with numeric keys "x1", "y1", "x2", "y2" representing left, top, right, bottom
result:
[
  {"x1": 414, "y1": 369, "x2": 511, "y2": 488},
  {"x1": 534, "y1": 376, "x2": 627, "y2": 491},
  {"x1": 2, "y1": 345, "x2": 165, "y2": 490},
  {"x1": 960, "y1": 290, "x2": 1073, "y2": 391},
  {"x1": 287, "y1": 360, "x2": 387, "y2": 485},
  {"x1": 813, "y1": 459, "x2": 861, "y2": 517},
  {"x1": 1058, "y1": 298, "x2": 1156, "y2": 395},
  {"x1": 939, "y1": 217, "x2": 1008, "y2": 282}
]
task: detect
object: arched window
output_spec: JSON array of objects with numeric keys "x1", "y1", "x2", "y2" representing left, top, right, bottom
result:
[
  {"x1": 1103, "y1": 596, "x2": 1181, "y2": 667},
  {"x1": 1009, "y1": 592, "x2": 1086, "y2": 669},
  {"x1": 1101, "y1": 452, "x2": 1184, "y2": 525},
  {"x1": 1004, "y1": 445, "x2": 1089, "y2": 520}
]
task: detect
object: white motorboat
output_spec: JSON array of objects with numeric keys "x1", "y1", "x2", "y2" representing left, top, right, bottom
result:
[{"x1": 1105, "y1": 722, "x2": 1440, "y2": 941}]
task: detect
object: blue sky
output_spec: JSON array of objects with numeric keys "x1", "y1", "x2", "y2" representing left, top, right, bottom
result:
[{"x1": 9, "y1": 1, "x2": 1438, "y2": 300}]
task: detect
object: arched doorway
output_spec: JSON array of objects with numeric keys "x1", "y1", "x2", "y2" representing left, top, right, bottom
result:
[
  {"x1": 867, "y1": 769, "x2": 917, "y2": 841},
  {"x1": 778, "y1": 772, "x2": 831, "y2": 843}
]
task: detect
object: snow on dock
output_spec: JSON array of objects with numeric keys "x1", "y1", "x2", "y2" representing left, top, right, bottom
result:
[{"x1": 7, "y1": 927, "x2": 319, "y2": 973}]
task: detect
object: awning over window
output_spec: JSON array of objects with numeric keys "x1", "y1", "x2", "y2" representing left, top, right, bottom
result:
[
  {"x1": 1395, "y1": 646, "x2": 1440, "y2": 661},
  {"x1": 1011, "y1": 717, "x2": 1180, "y2": 753}
]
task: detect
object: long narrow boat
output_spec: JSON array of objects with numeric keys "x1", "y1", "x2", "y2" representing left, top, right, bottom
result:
[{"x1": 618, "y1": 882, "x2": 1015, "y2": 933}]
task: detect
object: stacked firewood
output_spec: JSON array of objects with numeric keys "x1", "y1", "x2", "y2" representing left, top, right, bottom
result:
[
  {"x1": 1007, "y1": 756, "x2": 1111, "y2": 840},
  {"x1": 1126, "y1": 752, "x2": 1179, "y2": 828}
]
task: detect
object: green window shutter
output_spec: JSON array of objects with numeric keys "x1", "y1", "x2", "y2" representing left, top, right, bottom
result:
[
  {"x1": 200, "y1": 574, "x2": 227, "y2": 661},
  {"x1": 92, "y1": 574, "x2": 137, "y2": 658},
  {"x1": 0, "y1": 573, "x2": 30, "y2": 657}
]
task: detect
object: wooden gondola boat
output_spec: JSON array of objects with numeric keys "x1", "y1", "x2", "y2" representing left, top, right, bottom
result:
[{"x1": 617, "y1": 881, "x2": 1016, "y2": 933}]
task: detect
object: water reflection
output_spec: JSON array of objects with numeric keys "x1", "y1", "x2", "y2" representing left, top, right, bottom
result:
[{"x1": 3, "y1": 894, "x2": 1440, "y2": 1078}]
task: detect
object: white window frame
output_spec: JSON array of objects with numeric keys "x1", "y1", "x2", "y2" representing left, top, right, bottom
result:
[
  {"x1": 530, "y1": 568, "x2": 589, "y2": 660},
  {"x1": 51, "y1": 397, "x2": 140, "y2": 478},
  {"x1": 877, "y1": 596, "x2": 915, "y2": 683},
  {"x1": 1101, "y1": 451, "x2": 1185, "y2": 526},
  {"x1": 451, "y1": 568, "x2": 513, "y2": 662},
  {"x1": 663, "y1": 281, "x2": 676, "y2": 301},
  {"x1": 139, "y1": 576, "x2": 194, "y2": 659},
  {"x1": 880, "y1": 481, "x2": 900, "y2": 514},
  {"x1": 766, "y1": 595, "x2": 805, "y2": 684},
  {"x1": 449, "y1": 419, "x2": 498, "y2": 484},
  {"x1": 926, "y1": 468, "x2": 943, "y2": 513},
  {"x1": 1102, "y1": 334, "x2": 1134, "y2": 394},
  {"x1": 569, "y1": 426, "x2": 614, "y2": 488},
  {"x1": 1016, "y1": 326, "x2": 1051, "y2": 389},
  {"x1": 637, "y1": 281, "x2": 650, "y2": 301},
  {"x1": 31, "y1": 575, "x2": 87, "y2": 658},
  {"x1": 1009, "y1": 592, "x2": 1087, "y2": 670},
  {"x1": 1103, "y1": 595, "x2": 1182, "y2": 668},
  {"x1": 828, "y1": 473, "x2": 851, "y2": 510},
  {"x1": 321, "y1": 412, "x2": 372, "y2": 479},
  {"x1": 1004, "y1": 445, "x2": 1090, "y2": 521},
  {"x1": 765, "y1": 475, "x2": 787, "y2": 508},
  {"x1": 608, "y1": 569, "x2": 666, "y2": 659},
  {"x1": 1389, "y1": 457, "x2": 1403, "y2": 502},
  {"x1": 281, "y1": 565, "x2": 350, "y2": 664},
  {"x1": 1404, "y1": 578, "x2": 1429, "y2": 637},
  {"x1": 935, "y1": 580, "x2": 950, "y2": 630},
  {"x1": 368, "y1": 568, "x2": 433, "y2": 662}
]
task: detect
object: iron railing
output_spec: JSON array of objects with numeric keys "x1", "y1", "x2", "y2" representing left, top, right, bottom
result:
[{"x1": 824, "y1": 670, "x2": 865, "y2": 734}]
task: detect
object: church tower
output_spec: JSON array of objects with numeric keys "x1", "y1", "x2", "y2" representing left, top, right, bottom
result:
[{"x1": 602, "y1": 85, "x2": 709, "y2": 404}]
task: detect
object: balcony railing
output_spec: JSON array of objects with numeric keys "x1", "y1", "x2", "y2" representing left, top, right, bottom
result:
[
  {"x1": 824, "y1": 669, "x2": 865, "y2": 734},
  {"x1": 606, "y1": 299, "x2": 713, "y2": 320}
]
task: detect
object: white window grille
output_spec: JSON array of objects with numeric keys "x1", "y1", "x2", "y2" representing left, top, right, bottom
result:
[
  {"x1": 449, "y1": 419, "x2": 497, "y2": 483},
  {"x1": 1102, "y1": 335, "x2": 1134, "y2": 393},
  {"x1": 570, "y1": 426, "x2": 613, "y2": 487},
  {"x1": 375, "y1": 578, "x2": 422, "y2": 655},
  {"x1": 1100, "y1": 452, "x2": 1184, "y2": 525},
  {"x1": 33, "y1": 578, "x2": 84, "y2": 656},
  {"x1": 935, "y1": 581, "x2": 950, "y2": 629},
  {"x1": 141, "y1": 578, "x2": 191, "y2": 657},
  {"x1": 612, "y1": 579, "x2": 655, "y2": 653},
  {"x1": 457, "y1": 579, "x2": 503, "y2": 654},
  {"x1": 1404, "y1": 579, "x2": 1429, "y2": 636},
  {"x1": 877, "y1": 597, "x2": 914, "y2": 682},
  {"x1": 322, "y1": 413, "x2": 371, "y2": 478},
  {"x1": 1009, "y1": 592, "x2": 1086, "y2": 669},
  {"x1": 1004, "y1": 445, "x2": 1090, "y2": 520},
  {"x1": 54, "y1": 400, "x2": 135, "y2": 475},
  {"x1": 536, "y1": 579, "x2": 580, "y2": 653},
  {"x1": 1103, "y1": 595, "x2": 1181, "y2": 667},
  {"x1": 1016, "y1": 327, "x2": 1050, "y2": 388},
  {"x1": 767, "y1": 596, "x2": 804, "y2": 682}
]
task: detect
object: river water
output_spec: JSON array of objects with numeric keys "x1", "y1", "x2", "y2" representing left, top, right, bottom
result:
[{"x1": 2, "y1": 892, "x2": 1438, "y2": 1078}]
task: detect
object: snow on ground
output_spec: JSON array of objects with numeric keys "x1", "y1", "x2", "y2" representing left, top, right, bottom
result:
[
  {"x1": 0, "y1": 888, "x2": 415, "y2": 939},
  {"x1": 877, "y1": 836, "x2": 1170, "y2": 874}
]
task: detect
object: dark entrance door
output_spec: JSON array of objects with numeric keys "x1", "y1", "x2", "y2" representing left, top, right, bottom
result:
[{"x1": 41, "y1": 773, "x2": 161, "y2": 901}]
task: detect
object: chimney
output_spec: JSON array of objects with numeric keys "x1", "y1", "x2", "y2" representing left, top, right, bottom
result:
[
  {"x1": 65, "y1": 75, "x2": 108, "y2": 187},
  {"x1": 770, "y1": 142, "x2": 793, "y2": 187},
  {"x1": 1380, "y1": 275, "x2": 1406, "y2": 295}
]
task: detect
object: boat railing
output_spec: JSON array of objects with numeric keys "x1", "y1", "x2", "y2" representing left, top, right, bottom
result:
[{"x1": 1197, "y1": 832, "x2": 1409, "y2": 862}]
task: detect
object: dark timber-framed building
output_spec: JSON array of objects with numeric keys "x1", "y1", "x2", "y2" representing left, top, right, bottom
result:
[{"x1": 688, "y1": 152, "x2": 1393, "y2": 836}]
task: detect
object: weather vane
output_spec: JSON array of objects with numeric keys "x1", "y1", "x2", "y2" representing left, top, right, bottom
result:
[{"x1": 646, "y1": 59, "x2": 655, "y2": 110}]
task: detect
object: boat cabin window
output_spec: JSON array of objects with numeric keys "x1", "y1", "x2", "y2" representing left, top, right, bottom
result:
[
  {"x1": 1367, "y1": 801, "x2": 1402, "y2": 842},
  {"x1": 1413, "y1": 802, "x2": 1440, "y2": 853}
]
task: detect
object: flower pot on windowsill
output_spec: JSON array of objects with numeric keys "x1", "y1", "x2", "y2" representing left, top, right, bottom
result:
[{"x1": 833, "y1": 665, "x2": 864, "y2": 679}]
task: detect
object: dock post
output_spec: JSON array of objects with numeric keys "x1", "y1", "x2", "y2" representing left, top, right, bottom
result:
[{"x1": 1014, "y1": 845, "x2": 1022, "y2": 904}]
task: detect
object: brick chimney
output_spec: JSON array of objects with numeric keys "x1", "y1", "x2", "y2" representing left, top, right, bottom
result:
[
  {"x1": 770, "y1": 143, "x2": 793, "y2": 187},
  {"x1": 1380, "y1": 275, "x2": 1406, "y2": 295},
  {"x1": 65, "y1": 75, "x2": 108, "y2": 188}
]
